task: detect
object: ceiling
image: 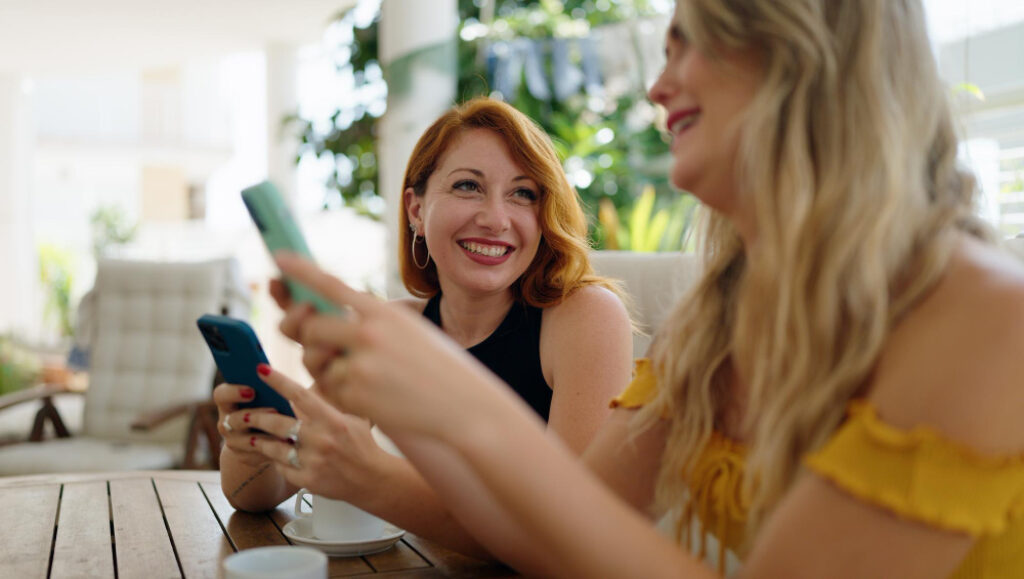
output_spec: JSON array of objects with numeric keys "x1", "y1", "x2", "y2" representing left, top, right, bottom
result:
[{"x1": 0, "y1": 0, "x2": 357, "y2": 75}]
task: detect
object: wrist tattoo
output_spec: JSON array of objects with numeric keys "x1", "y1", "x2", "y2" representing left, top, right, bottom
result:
[{"x1": 231, "y1": 463, "x2": 272, "y2": 498}]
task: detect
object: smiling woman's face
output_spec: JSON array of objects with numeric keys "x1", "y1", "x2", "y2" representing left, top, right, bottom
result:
[
  {"x1": 647, "y1": 3, "x2": 763, "y2": 228},
  {"x1": 405, "y1": 128, "x2": 542, "y2": 299}
]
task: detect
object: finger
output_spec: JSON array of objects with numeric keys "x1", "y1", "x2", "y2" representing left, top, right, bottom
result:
[
  {"x1": 275, "y1": 252, "x2": 382, "y2": 315},
  {"x1": 252, "y1": 437, "x2": 307, "y2": 481},
  {"x1": 212, "y1": 383, "x2": 256, "y2": 408},
  {"x1": 321, "y1": 356, "x2": 351, "y2": 391},
  {"x1": 302, "y1": 346, "x2": 339, "y2": 381},
  {"x1": 241, "y1": 409, "x2": 303, "y2": 440},
  {"x1": 221, "y1": 408, "x2": 280, "y2": 437},
  {"x1": 279, "y1": 301, "x2": 316, "y2": 342},
  {"x1": 257, "y1": 364, "x2": 333, "y2": 422},
  {"x1": 299, "y1": 315, "x2": 359, "y2": 355},
  {"x1": 223, "y1": 429, "x2": 277, "y2": 453},
  {"x1": 249, "y1": 434, "x2": 292, "y2": 461},
  {"x1": 268, "y1": 278, "x2": 291, "y2": 309}
]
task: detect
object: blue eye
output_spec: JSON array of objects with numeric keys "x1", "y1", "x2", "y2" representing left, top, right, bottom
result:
[
  {"x1": 454, "y1": 180, "x2": 480, "y2": 192},
  {"x1": 514, "y1": 188, "x2": 538, "y2": 202}
]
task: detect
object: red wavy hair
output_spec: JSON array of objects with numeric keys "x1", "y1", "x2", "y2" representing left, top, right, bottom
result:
[{"x1": 398, "y1": 97, "x2": 612, "y2": 306}]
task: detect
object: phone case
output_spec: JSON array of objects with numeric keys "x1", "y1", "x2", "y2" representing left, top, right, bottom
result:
[
  {"x1": 241, "y1": 180, "x2": 338, "y2": 313},
  {"x1": 196, "y1": 314, "x2": 295, "y2": 417}
]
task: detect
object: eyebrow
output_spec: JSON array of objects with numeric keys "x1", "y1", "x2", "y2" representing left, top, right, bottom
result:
[{"x1": 447, "y1": 168, "x2": 534, "y2": 182}]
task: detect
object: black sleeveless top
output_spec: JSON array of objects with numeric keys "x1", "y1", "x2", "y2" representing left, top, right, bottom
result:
[{"x1": 423, "y1": 294, "x2": 552, "y2": 421}]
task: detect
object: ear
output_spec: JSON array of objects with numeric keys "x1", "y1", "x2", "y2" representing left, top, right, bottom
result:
[{"x1": 404, "y1": 188, "x2": 423, "y2": 233}]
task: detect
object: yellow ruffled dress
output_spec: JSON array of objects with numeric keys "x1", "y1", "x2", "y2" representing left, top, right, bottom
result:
[{"x1": 612, "y1": 359, "x2": 1024, "y2": 577}]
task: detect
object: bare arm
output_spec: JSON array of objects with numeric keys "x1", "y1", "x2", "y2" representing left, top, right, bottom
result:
[
  {"x1": 741, "y1": 240, "x2": 1024, "y2": 577},
  {"x1": 247, "y1": 368, "x2": 560, "y2": 571},
  {"x1": 542, "y1": 285, "x2": 634, "y2": 454},
  {"x1": 259, "y1": 278, "x2": 634, "y2": 564},
  {"x1": 214, "y1": 382, "x2": 297, "y2": 511},
  {"x1": 276, "y1": 254, "x2": 713, "y2": 577}
]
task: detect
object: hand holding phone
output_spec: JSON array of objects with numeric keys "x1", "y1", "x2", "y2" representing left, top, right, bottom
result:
[
  {"x1": 241, "y1": 180, "x2": 338, "y2": 313},
  {"x1": 197, "y1": 314, "x2": 295, "y2": 417}
]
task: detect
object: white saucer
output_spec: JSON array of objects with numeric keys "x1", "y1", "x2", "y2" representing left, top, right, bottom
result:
[{"x1": 282, "y1": 518, "x2": 405, "y2": 557}]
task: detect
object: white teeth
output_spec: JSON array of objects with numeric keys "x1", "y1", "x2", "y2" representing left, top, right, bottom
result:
[
  {"x1": 460, "y1": 241, "x2": 509, "y2": 257},
  {"x1": 670, "y1": 114, "x2": 698, "y2": 134}
]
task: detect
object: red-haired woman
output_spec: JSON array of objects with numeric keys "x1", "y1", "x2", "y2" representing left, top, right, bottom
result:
[{"x1": 215, "y1": 97, "x2": 633, "y2": 558}]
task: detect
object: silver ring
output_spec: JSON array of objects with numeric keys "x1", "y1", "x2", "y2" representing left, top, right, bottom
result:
[
  {"x1": 285, "y1": 419, "x2": 302, "y2": 446},
  {"x1": 223, "y1": 415, "x2": 233, "y2": 433},
  {"x1": 287, "y1": 447, "x2": 302, "y2": 469}
]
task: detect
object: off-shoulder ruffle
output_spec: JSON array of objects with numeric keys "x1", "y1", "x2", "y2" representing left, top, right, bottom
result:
[
  {"x1": 610, "y1": 358, "x2": 657, "y2": 409},
  {"x1": 805, "y1": 401, "x2": 1024, "y2": 536}
]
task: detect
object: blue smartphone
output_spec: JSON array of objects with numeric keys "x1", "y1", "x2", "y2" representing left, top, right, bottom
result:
[
  {"x1": 196, "y1": 314, "x2": 295, "y2": 417},
  {"x1": 241, "y1": 180, "x2": 338, "y2": 314}
]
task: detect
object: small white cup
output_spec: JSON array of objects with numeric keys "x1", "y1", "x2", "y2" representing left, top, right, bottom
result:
[
  {"x1": 294, "y1": 488, "x2": 386, "y2": 542},
  {"x1": 223, "y1": 546, "x2": 326, "y2": 579}
]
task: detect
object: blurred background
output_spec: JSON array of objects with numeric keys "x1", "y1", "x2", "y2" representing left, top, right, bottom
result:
[{"x1": 0, "y1": 0, "x2": 1022, "y2": 396}]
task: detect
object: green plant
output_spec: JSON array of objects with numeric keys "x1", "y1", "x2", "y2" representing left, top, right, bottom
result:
[
  {"x1": 288, "y1": 0, "x2": 686, "y2": 250},
  {"x1": 91, "y1": 204, "x2": 137, "y2": 258},
  {"x1": 0, "y1": 336, "x2": 40, "y2": 395},
  {"x1": 598, "y1": 185, "x2": 696, "y2": 252},
  {"x1": 38, "y1": 244, "x2": 75, "y2": 339}
]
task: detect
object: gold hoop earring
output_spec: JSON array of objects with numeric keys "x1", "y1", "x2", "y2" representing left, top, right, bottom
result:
[{"x1": 411, "y1": 228, "x2": 430, "y2": 270}]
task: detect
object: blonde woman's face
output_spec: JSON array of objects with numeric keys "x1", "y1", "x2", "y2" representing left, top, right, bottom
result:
[
  {"x1": 405, "y1": 128, "x2": 542, "y2": 299},
  {"x1": 648, "y1": 3, "x2": 763, "y2": 233}
]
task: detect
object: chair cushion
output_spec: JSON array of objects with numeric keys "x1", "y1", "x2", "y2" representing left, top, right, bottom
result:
[
  {"x1": 589, "y1": 251, "x2": 702, "y2": 358},
  {"x1": 82, "y1": 259, "x2": 243, "y2": 444},
  {"x1": 0, "y1": 438, "x2": 181, "y2": 476}
]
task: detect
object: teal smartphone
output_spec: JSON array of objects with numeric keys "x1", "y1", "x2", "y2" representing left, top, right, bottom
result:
[
  {"x1": 197, "y1": 314, "x2": 295, "y2": 417},
  {"x1": 241, "y1": 181, "x2": 337, "y2": 313}
]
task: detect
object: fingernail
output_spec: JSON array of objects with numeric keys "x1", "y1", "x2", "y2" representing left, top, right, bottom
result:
[
  {"x1": 257, "y1": 364, "x2": 271, "y2": 376},
  {"x1": 240, "y1": 387, "x2": 255, "y2": 399},
  {"x1": 243, "y1": 413, "x2": 251, "y2": 423},
  {"x1": 250, "y1": 436, "x2": 256, "y2": 447}
]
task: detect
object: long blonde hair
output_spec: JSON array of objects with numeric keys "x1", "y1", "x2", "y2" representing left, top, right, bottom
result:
[{"x1": 639, "y1": 0, "x2": 992, "y2": 546}]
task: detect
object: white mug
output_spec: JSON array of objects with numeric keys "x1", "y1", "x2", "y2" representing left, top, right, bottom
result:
[
  {"x1": 293, "y1": 488, "x2": 386, "y2": 542},
  {"x1": 223, "y1": 546, "x2": 326, "y2": 579}
]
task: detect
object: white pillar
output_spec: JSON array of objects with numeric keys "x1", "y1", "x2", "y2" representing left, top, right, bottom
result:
[
  {"x1": 0, "y1": 75, "x2": 38, "y2": 340},
  {"x1": 379, "y1": 0, "x2": 458, "y2": 297},
  {"x1": 265, "y1": 44, "x2": 300, "y2": 207}
]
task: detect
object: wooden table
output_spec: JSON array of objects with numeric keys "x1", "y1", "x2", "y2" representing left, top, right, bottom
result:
[{"x1": 0, "y1": 470, "x2": 516, "y2": 578}]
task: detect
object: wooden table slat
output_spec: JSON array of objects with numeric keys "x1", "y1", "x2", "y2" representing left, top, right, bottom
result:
[
  {"x1": 364, "y1": 540, "x2": 431, "y2": 573},
  {"x1": 402, "y1": 534, "x2": 516, "y2": 578},
  {"x1": 50, "y1": 481, "x2": 115, "y2": 579},
  {"x1": 200, "y1": 481, "x2": 290, "y2": 553},
  {"x1": 0, "y1": 472, "x2": 496, "y2": 578},
  {"x1": 156, "y1": 478, "x2": 233, "y2": 579},
  {"x1": 110, "y1": 478, "x2": 181, "y2": 579},
  {"x1": 0, "y1": 484, "x2": 60, "y2": 579}
]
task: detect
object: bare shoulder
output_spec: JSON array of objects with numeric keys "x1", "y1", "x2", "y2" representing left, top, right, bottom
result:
[
  {"x1": 869, "y1": 236, "x2": 1024, "y2": 454},
  {"x1": 540, "y1": 284, "x2": 633, "y2": 385},
  {"x1": 542, "y1": 284, "x2": 630, "y2": 332},
  {"x1": 391, "y1": 297, "x2": 428, "y2": 315}
]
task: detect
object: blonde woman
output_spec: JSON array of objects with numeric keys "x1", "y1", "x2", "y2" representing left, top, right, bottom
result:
[
  {"x1": 216, "y1": 98, "x2": 632, "y2": 558},
  {"x1": 272, "y1": 0, "x2": 1024, "y2": 576}
]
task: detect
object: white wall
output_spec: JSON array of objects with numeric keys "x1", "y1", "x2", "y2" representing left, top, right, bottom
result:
[{"x1": 0, "y1": 76, "x2": 38, "y2": 340}]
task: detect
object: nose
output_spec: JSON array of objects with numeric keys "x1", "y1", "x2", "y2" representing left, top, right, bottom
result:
[
  {"x1": 648, "y1": 66, "x2": 671, "y2": 106},
  {"x1": 475, "y1": 196, "x2": 511, "y2": 232}
]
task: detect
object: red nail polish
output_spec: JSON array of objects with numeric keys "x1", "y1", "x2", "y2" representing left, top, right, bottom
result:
[
  {"x1": 257, "y1": 364, "x2": 271, "y2": 376},
  {"x1": 243, "y1": 413, "x2": 250, "y2": 423},
  {"x1": 240, "y1": 387, "x2": 255, "y2": 400},
  {"x1": 250, "y1": 436, "x2": 256, "y2": 447}
]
